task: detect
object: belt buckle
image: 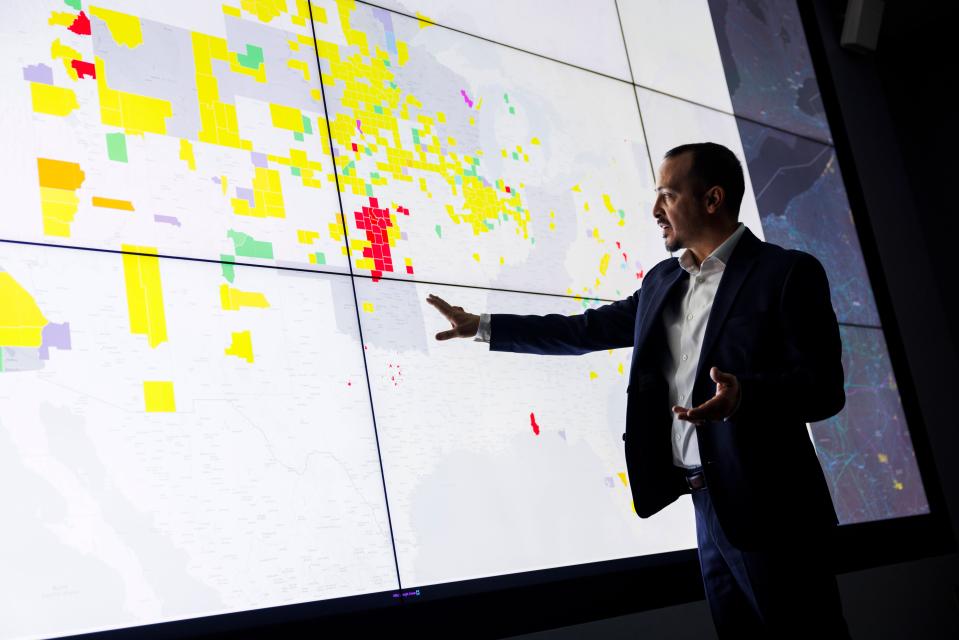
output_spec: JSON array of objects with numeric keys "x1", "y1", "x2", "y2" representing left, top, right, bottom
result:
[{"x1": 686, "y1": 470, "x2": 706, "y2": 492}]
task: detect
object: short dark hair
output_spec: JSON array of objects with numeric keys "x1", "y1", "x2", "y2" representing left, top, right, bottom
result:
[{"x1": 663, "y1": 142, "x2": 745, "y2": 218}]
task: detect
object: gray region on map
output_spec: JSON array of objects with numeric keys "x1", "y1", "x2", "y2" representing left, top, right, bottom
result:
[
  {"x1": 738, "y1": 118, "x2": 879, "y2": 325},
  {"x1": 488, "y1": 182, "x2": 581, "y2": 296},
  {"x1": 273, "y1": 260, "x2": 351, "y2": 278},
  {"x1": 276, "y1": 269, "x2": 367, "y2": 339},
  {"x1": 2, "y1": 346, "x2": 44, "y2": 372},
  {"x1": 353, "y1": 277, "x2": 429, "y2": 354},
  {"x1": 220, "y1": 15, "x2": 323, "y2": 112},
  {"x1": 91, "y1": 13, "x2": 324, "y2": 142},
  {"x1": 23, "y1": 63, "x2": 53, "y2": 84},
  {"x1": 91, "y1": 15, "x2": 201, "y2": 139}
]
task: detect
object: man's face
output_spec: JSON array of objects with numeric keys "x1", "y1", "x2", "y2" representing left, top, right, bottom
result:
[{"x1": 653, "y1": 152, "x2": 707, "y2": 253}]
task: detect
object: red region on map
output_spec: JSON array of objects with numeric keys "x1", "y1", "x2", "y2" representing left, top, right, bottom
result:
[
  {"x1": 355, "y1": 198, "x2": 412, "y2": 282},
  {"x1": 71, "y1": 59, "x2": 96, "y2": 79},
  {"x1": 68, "y1": 11, "x2": 91, "y2": 36}
]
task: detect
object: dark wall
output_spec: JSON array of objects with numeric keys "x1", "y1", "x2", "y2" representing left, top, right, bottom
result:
[
  {"x1": 509, "y1": 2, "x2": 959, "y2": 638},
  {"x1": 875, "y1": 0, "x2": 959, "y2": 357}
]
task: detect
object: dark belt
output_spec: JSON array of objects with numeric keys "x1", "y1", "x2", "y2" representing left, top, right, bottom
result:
[{"x1": 684, "y1": 466, "x2": 706, "y2": 491}]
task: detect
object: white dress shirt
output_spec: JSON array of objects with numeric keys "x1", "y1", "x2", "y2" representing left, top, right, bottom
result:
[
  {"x1": 474, "y1": 222, "x2": 746, "y2": 469},
  {"x1": 662, "y1": 222, "x2": 745, "y2": 468}
]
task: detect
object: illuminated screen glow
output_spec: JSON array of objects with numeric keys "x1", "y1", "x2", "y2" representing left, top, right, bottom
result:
[{"x1": 0, "y1": 1, "x2": 928, "y2": 638}]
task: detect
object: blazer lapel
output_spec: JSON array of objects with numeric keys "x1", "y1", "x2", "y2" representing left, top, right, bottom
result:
[
  {"x1": 635, "y1": 263, "x2": 687, "y2": 352},
  {"x1": 694, "y1": 226, "x2": 762, "y2": 385}
]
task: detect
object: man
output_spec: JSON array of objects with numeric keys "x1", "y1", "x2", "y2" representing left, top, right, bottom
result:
[{"x1": 426, "y1": 142, "x2": 852, "y2": 637}]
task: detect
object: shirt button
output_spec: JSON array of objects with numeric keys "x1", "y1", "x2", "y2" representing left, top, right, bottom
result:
[
  {"x1": 679, "y1": 394, "x2": 685, "y2": 401},
  {"x1": 696, "y1": 276, "x2": 704, "y2": 284},
  {"x1": 686, "y1": 313, "x2": 693, "y2": 321},
  {"x1": 682, "y1": 354, "x2": 688, "y2": 361}
]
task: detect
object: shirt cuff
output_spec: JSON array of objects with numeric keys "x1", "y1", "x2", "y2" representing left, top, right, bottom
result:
[{"x1": 474, "y1": 312, "x2": 491, "y2": 343}]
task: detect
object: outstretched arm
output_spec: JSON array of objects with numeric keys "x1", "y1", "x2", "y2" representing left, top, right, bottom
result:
[
  {"x1": 488, "y1": 290, "x2": 640, "y2": 356},
  {"x1": 426, "y1": 290, "x2": 640, "y2": 356}
]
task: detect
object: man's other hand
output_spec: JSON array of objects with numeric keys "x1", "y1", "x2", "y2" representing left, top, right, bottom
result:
[
  {"x1": 426, "y1": 293, "x2": 480, "y2": 340},
  {"x1": 672, "y1": 367, "x2": 740, "y2": 424}
]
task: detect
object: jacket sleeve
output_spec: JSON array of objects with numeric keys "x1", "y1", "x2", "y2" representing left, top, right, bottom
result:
[
  {"x1": 489, "y1": 289, "x2": 640, "y2": 355},
  {"x1": 734, "y1": 252, "x2": 845, "y2": 424}
]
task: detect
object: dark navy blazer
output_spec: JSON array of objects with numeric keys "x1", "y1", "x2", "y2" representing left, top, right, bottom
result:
[{"x1": 490, "y1": 226, "x2": 844, "y2": 550}]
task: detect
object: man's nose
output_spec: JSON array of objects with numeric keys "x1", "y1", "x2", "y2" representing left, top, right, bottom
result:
[{"x1": 652, "y1": 196, "x2": 664, "y2": 217}]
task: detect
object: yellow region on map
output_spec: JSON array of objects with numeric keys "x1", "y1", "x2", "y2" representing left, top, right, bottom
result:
[
  {"x1": 192, "y1": 32, "x2": 253, "y2": 150},
  {"x1": 92, "y1": 196, "x2": 135, "y2": 211},
  {"x1": 220, "y1": 284, "x2": 270, "y2": 310},
  {"x1": 0, "y1": 273, "x2": 49, "y2": 347},
  {"x1": 89, "y1": 6, "x2": 144, "y2": 48},
  {"x1": 231, "y1": 167, "x2": 285, "y2": 218},
  {"x1": 240, "y1": 0, "x2": 290, "y2": 23},
  {"x1": 270, "y1": 103, "x2": 304, "y2": 132},
  {"x1": 143, "y1": 380, "x2": 176, "y2": 412},
  {"x1": 95, "y1": 57, "x2": 172, "y2": 135},
  {"x1": 224, "y1": 330, "x2": 255, "y2": 362},
  {"x1": 121, "y1": 245, "x2": 168, "y2": 348},
  {"x1": 37, "y1": 158, "x2": 86, "y2": 237},
  {"x1": 47, "y1": 11, "x2": 77, "y2": 28},
  {"x1": 31, "y1": 82, "x2": 79, "y2": 116},
  {"x1": 297, "y1": 229, "x2": 320, "y2": 244},
  {"x1": 50, "y1": 38, "x2": 82, "y2": 80},
  {"x1": 179, "y1": 139, "x2": 197, "y2": 170}
]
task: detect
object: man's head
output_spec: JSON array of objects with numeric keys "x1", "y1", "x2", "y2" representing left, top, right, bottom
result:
[{"x1": 653, "y1": 142, "x2": 745, "y2": 253}]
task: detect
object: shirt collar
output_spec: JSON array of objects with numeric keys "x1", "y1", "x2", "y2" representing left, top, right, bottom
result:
[{"x1": 678, "y1": 222, "x2": 746, "y2": 275}]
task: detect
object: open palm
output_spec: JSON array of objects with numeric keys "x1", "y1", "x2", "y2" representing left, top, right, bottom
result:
[
  {"x1": 426, "y1": 293, "x2": 480, "y2": 340},
  {"x1": 672, "y1": 366, "x2": 740, "y2": 424}
]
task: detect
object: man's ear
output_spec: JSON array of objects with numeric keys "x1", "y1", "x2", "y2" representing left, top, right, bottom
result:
[{"x1": 704, "y1": 185, "x2": 725, "y2": 214}]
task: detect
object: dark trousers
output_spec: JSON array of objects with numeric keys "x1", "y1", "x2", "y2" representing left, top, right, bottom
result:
[{"x1": 686, "y1": 466, "x2": 852, "y2": 638}]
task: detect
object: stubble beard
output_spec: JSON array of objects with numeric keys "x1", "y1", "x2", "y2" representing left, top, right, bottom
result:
[{"x1": 664, "y1": 234, "x2": 682, "y2": 253}]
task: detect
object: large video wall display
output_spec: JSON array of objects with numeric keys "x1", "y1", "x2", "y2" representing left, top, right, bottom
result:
[{"x1": 0, "y1": 0, "x2": 929, "y2": 637}]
